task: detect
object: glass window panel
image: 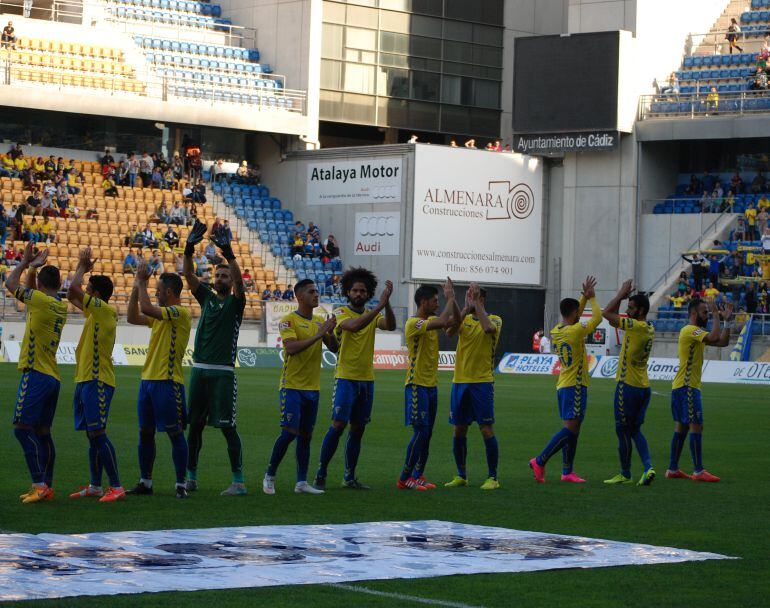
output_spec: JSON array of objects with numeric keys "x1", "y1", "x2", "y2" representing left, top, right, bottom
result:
[
  {"x1": 444, "y1": 20, "x2": 472, "y2": 42},
  {"x1": 473, "y1": 45, "x2": 502, "y2": 67},
  {"x1": 377, "y1": 96, "x2": 408, "y2": 127},
  {"x1": 322, "y1": 23, "x2": 344, "y2": 59},
  {"x1": 441, "y1": 104, "x2": 470, "y2": 134},
  {"x1": 470, "y1": 107, "x2": 501, "y2": 136},
  {"x1": 319, "y1": 90, "x2": 344, "y2": 121},
  {"x1": 410, "y1": 0, "x2": 442, "y2": 17},
  {"x1": 341, "y1": 92, "x2": 376, "y2": 123},
  {"x1": 346, "y1": 0, "x2": 376, "y2": 7},
  {"x1": 441, "y1": 74, "x2": 460, "y2": 104},
  {"x1": 472, "y1": 24, "x2": 503, "y2": 47},
  {"x1": 381, "y1": 9, "x2": 410, "y2": 34},
  {"x1": 410, "y1": 56, "x2": 440, "y2": 71},
  {"x1": 444, "y1": 41, "x2": 472, "y2": 63},
  {"x1": 344, "y1": 62, "x2": 375, "y2": 94},
  {"x1": 379, "y1": 52, "x2": 408, "y2": 68},
  {"x1": 323, "y1": 1, "x2": 345, "y2": 24},
  {"x1": 346, "y1": 27, "x2": 377, "y2": 50},
  {"x1": 410, "y1": 70, "x2": 439, "y2": 101},
  {"x1": 385, "y1": 67, "x2": 410, "y2": 97},
  {"x1": 321, "y1": 59, "x2": 342, "y2": 90},
  {"x1": 346, "y1": 4, "x2": 378, "y2": 27},
  {"x1": 380, "y1": 31, "x2": 409, "y2": 54},
  {"x1": 412, "y1": 14, "x2": 442, "y2": 38},
  {"x1": 473, "y1": 79, "x2": 499, "y2": 109},
  {"x1": 407, "y1": 100, "x2": 439, "y2": 131},
  {"x1": 380, "y1": 0, "x2": 410, "y2": 11},
  {"x1": 480, "y1": 0, "x2": 504, "y2": 26},
  {"x1": 410, "y1": 35, "x2": 441, "y2": 59}
]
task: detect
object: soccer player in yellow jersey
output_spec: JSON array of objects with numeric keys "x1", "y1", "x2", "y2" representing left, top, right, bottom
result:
[
  {"x1": 263, "y1": 279, "x2": 338, "y2": 495},
  {"x1": 601, "y1": 280, "x2": 656, "y2": 486},
  {"x1": 444, "y1": 283, "x2": 503, "y2": 491},
  {"x1": 127, "y1": 260, "x2": 192, "y2": 498},
  {"x1": 67, "y1": 247, "x2": 124, "y2": 502},
  {"x1": 667, "y1": 298, "x2": 732, "y2": 482},
  {"x1": 530, "y1": 276, "x2": 601, "y2": 484},
  {"x1": 7, "y1": 241, "x2": 67, "y2": 503},
  {"x1": 397, "y1": 279, "x2": 460, "y2": 492},
  {"x1": 314, "y1": 267, "x2": 396, "y2": 490}
]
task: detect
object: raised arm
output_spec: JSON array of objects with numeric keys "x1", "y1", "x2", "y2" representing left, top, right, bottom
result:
[
  {"x1": 426, "y1": 277, "x2": 459, "y2": 330},
  {"x1": 581, "y1": 276, "x2": 602, "y2": 332},
  {"x1": 445, "y1": 287, "x2": 471, "y2": 337},
  {"x1": 377, "y1": 280, "x2": 397, "y2": 331},
  {"x1": 210, "y1": 228, "x2": 244, "y2": 299},
  {"x1": 183, "y1": 219, "x2": 207, "y2": 294},
  {"x1": 602, "y1": 279, "x2": 633, "y2": 328},
  {"x1": 136, "y1": 260, "x2": 164, "y2": 320},
  {"x1": 284, "y1": 315, "x2": 337, "y2": 355},
  {"x1": 128, "y1": 261, "x2": 154, "y2": 325},
  {"x1": 703, "y1": 300, "x2": 731, "y2": 346},
  {"x1": 6, "y1": 241, "x2": 45, "y2": 295},
  {"x1": 339, "y1": 280, "x2": 392, "y2": 333},
  {"x1": 470, "y1": 283, "x2": 497, "y2": 335},
  {"x1": 67, "y1": 247, "x2": 95, "y2": 311}
]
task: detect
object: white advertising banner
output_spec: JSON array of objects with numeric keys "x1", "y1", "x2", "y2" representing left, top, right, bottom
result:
[
  {"x1": 307, "y1": 158, "x2": 402, "y2": 205},
  {"x1": 700, "y1": 360, "x2": 770, "y2": 385},
  {"x1": 591, "y1": 356, "x2": 682, "y2": 382},
  {"x1": 264, "y1": 301, "x2": 334, "y2": 335},
  {"x1": 0, "y1": 521, "x2": 730, "y2": 602},
  {"x1": 411, "y1": 145, "x2": 543, "y2": 286},
  {"x1": 3, "y1": 342, "x2": 129, "y2": 366},
  {"x1": 353, "y1": 212, "x2": 400, "y2": 256}
]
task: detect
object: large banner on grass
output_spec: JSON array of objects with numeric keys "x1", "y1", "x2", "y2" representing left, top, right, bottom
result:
[
  {"x1": 0, "y1": 520, "x2": 730, "y2": 602},
  {"x1": 497, "y1": 353, "x2": 770, "y2": 385}
]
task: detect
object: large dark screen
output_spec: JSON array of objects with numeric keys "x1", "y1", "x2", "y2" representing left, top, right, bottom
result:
[{"x1": 513, "y1": 32, "x2": 620, "y2": 134}]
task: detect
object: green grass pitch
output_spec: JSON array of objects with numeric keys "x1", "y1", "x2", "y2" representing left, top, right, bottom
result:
[{"x1": 1, "y1": 364, "x2": 768, "y2": 607}]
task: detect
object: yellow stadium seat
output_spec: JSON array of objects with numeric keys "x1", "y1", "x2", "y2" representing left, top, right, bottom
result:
[
  {"x1": 50, "y1": 40, "x2": 62, "y2": 53},
  {"x1": 71, "y1": 43, "x2": 83, "y2": 55},
  {"x1": 29, "y1": 39, "x2": 41, "y2": 51},
  {"x1": 62, "y1": 74, "x2": 73, "y2": 86},
  {"x1": 39, "y1": 39, "x2": 51, "y2": 52}
]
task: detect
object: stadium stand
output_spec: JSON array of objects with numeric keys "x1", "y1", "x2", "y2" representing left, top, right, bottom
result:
[
  {"x1": 0, "y1": 152, "x2": 285, "y2": 320},
  {"x1": 651, "y1": 171, "x2": 770, "y2": 214}
]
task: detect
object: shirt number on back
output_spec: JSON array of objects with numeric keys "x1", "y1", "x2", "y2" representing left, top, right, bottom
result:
[{"x1": 558, "y1": 343, "x2": 572, "y2": 367}]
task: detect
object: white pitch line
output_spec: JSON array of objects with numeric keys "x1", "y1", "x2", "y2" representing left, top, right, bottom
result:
[{"x1": 330, "y1": 583, "x2": 486, "y2": 608}]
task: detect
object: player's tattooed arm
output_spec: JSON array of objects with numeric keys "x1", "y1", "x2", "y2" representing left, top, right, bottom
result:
[
  {"x1": 67, "y1": 247, "x2": 95, "y2": 311},
  {"x1": 602, "y1": 279, "x2": 633, "y2": 328}
]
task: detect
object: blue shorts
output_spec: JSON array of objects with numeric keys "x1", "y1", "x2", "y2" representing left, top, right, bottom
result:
[
  {"x1": 614, "y1": 383, "x2": 651, "y2": 427},
  {"x1": 280, "y1": 388, "x2": 319, "y2": 434},
  {"x1": 12, "y1": 369, "x2": 60, "y2": 428},
  {"x1": 74, "y1": 380, "x2": 115, "y2": 432},
  {"x1": 332, "y1": 379, "x2": 374, "y2": 425},
  {"x1": 137, "y1": 380, "x2": 187, "y2": 433},
  {"x1": 404, "y1": 384, "x2": 438, "y2": 427},
  {"x1": 671, "y1": 386, "x2": 703, "y2": 424},
  {"x1": 449, "y1": 382, "x2": 495, "y2": 426},
  {"x1": 557, "y1": 385, "x2": 588, "y2": 421}
]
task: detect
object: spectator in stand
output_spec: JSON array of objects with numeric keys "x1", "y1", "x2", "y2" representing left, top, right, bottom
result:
[
  {"x1": 174, "y1": 253, "x2": 184, "y2": 274},
  {"x1": 156, "y1": 202, "x2": 170, "y2": 224},
  {"x1": 272, "y1": 286, "x2": 282, "y2": 300},
  {"x1": 66, "y1": 164, "x2": 82, "y2": 194},
  {"x1": 711, "y1": 181, "x2": 723, "y2": 208},
  {"x1": 684, "y1": 174, "x2": 701, "y2": 196},
  {"x1": 234, "y1": 161, "x2": 250, "y2": 184},
  {"x1": 450, "y1": 140, "x2": 458, "y2": 148},
  {"x1": 323, "y1": 234, "x2": 339, "y2": 258},
  {"x1": 163, "y1": 167, "x2": 175, "y2": 190},
  {"x1": 204, "y1": 240, "x2": 221, "y2": 265},
  {"x1": 242, "y1": 268, "x2": 254, "y2": 292},
  {"x1": 0, "y1": 209, "x2": 8, "y2": 246},
  {"x1": 291, "y1": 232, "x2": 304, "y2": 256},
  {"x1": 702, "y1": 171, "x2": 715, "y2": 193},
  {"x1": 100, "y1": 150, "x2": 114, "y2": 167},
  {"x1": 659, "y1": 73, "x2": 680, "y2": 97},
  {"x1": 303, "y1": 234, "x2": 315, "y2": 257},
  {"x1": 163, "y1": 225, "x2": 179, "y2": 249},
  {"x1": 2, "y1": 22, "x2": 16, "y2": 49},
  {"x1": 762, "y1": 226, "x2": 770, "y2": 254},
  {"x1": 282, "y1": 288, "x2": 294, "y2": 301},
  {"x1": 194, "y1": 249, "x2": 209, "y2": 277},
  {"x1": 745, "y1": 282, "x2": 758, "y2": 313},
  {"x1": 142, "y1": 223, "x2": 157, "y2": 248},
  {"x1": 0, "y1": 258, "x2": 8, "y2": 286},
  {"x1": 704, "y1": 282, "x2": 720, "y2": 300},
  {"x1": 758, "y1": 193, "x2": 770, "y2": 213},
  {"x1": 667, "y1": 290, "x2": 688, "y2": 308},
  {"x1": 24, "y1": 217, "x2": 39, "y2": 243},
  {"x1": 126, "y1": 153, "x2": 139, "y2": 188},
  {"x1": 172, "y1": 152, "x2": 184, "y2": 181},
  {"x1": 464, "y1": 139, "x2": 477, "y2": 149},
  {"x1": 261, "y1": 287, "x2": 272, "y2": 301},
  {"x1": 722, "y1": 190, "x2": 736, "y2": 213},
  {"x1": 292, "y1": 220, "x2": 306, "y2": 237},
  {"x1": 150, "y1": 166, "x2": 166, "y2": 189},
  {"x1": 758, "y1": 207, "x2": 768, "y2": 237},
  {"x1": 726, "y1": 18, "x2": 743, "y2": 54},
  {"x1": 699, "y1": 190, "x2": 712, "y2": 213},
  {"x1": 708, "y1": 254, "x2": 724, "y2": 288},
  {"x1": 734, "y1": 215, "x2": 747, "y2": 241},
  {"x1": 307, "y1": 221, "x2": 320, "y2": 240},
  {"x1": 408, "y1": 134, "x2": 418, "y2": 143},
  {"x1": 148, "y1": 250, "x2": 164, "y2": 275},
  {"x1": 0, "y1": 154, "x2": 15, "y2": 177},
  {"x1": 191, "y1": 179, "x2": 206, "y2": 206},
  {"x1": 682, "y1": 251, "x2": 707, "y2": 289},
  {"x1": 31, "y1": 157, "x2": 45, "y2": 178},
  {"x1": 751, "y1": 67, "x2": 768, "y2": 91},
  {"x1": 39, "y1": 216, "x2": 54, "y2": 243},
  {"x1": 138, "y1": 152, "x2": 153, "y2": 187},
  {"x1": 13, "y1": 154, "x2": 27, "y2": 177},
  {"x1": 751, "y1": 170, "x2": 766, "y2": 194},
  {"x1": 169, "y1": 201, "x2": 186, "y2": 225},
  {"x1": 55, "y1": 180, "x2": 70, "y2": 213},
  {"x1": 25, "y1": 186, "x2": 41, "y2": 215},
  {"x1": 746, "y1": 204, "x2": 759, "y2": 240},
  {"x1": 102, "y1": 174, "x2": 118, "y2": 197},
  {"x1": 705, "y1": 87, "x2": 719, "y2": 114},
  {"x1": 123, "y1": 250, "x2": 138, "y2": 274}
]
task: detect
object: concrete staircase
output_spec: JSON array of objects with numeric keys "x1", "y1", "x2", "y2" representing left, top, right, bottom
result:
[
  {"x1": 207, "y1": 185, "x2": 295, "y2": 287},
  {"x1": 693, "y1": 0, "x2": 758, "y2": 55}
]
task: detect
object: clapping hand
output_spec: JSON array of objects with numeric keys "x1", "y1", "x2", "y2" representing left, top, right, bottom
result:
[
  {"x1": 320, "y1": 314, "x2": 337, "y2": 335},
  {"x1": 380, "y1": 280, "x2": 393, "y2": 304},
  {"x1": 78, "y1": 247, "x2": 95, "y2": 273},
  {"x1": 581, "y1": 276, "x2": 597, "y2": 299},
  {"x1": 135, "y1": 260, "x2": 151, "y2": 283},
  {"x1": 618, "y1": 279, "x2": 634, "y2": 299},
  {"x1": 443, "y1": 276, "x2": 455, "y2": 300}
]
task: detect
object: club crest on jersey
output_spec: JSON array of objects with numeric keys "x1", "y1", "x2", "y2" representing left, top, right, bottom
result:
[
  {"x1": 279, "y1": 321, "x2": 290, "y2": 330},
  {"x1": 415, "y1": 319, "x2": 425, "y2": 329},
  {"x1": 692, "y1": 328, "x2": 705, "y2": 336}
]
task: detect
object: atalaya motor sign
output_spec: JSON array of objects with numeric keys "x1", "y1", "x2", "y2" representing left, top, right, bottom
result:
[
  {"x1": 307, "y1": 158, "x2": 402, "y2": 205},
  {"x1": 411, "y1": 145, "x2": 543, "y2": 286}
]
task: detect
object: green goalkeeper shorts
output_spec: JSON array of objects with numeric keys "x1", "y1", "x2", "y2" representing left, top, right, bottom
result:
[{"x1": 188, "y1": 366, "x2": 238, "y2": 429}]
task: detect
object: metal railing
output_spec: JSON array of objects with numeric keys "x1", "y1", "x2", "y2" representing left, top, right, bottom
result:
[
  {"x1": 684, "y1": 28, "x2": 761, "y2": 57},
  {"x1": 641, "y1": 198, "x2": 741, "y2": 214},
  {"x1": 638, "y1": 89, "x2": 770, "y2": 120},
  {"x1": 0, "y1": 0, "x2": 83, "y2": 23},
  {"x1": 649, "y1": 310, "x2": 770, "y2": 334},
  {"x1": 0, "y1": 50, "x2": 308, "y2": 114}
]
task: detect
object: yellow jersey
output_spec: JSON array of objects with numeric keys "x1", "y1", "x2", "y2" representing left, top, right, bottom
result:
[
  {"x1": 745, "y1": 207, "x2": 757, "y2": 226},
  {"x1": 334, "y1": 306, "x2": 382, "y2": 381},
  {"x1": 141, "y1": 305, "x2": 192, "y2": 383},
  {"x1": 404, "y1": 316, "x2": 439, "y2": 387},
  {"x1": 453, "y1": 314, "x2": 502, "y2": 384},
  {"x1": 551, "y1": 297, "x2": 601, "y2": 390},
  {"x1": 672, "y1": 324, "x2": 708, "y2": 390},
  {"x1": 74, "y1": 294, "x2": 118, "y2": 387},
  {"x1": 15, "y1": 287, "x2": 68, "y2": 381},
  {"x1": 616, "y1": 317, "x2": 655, "y2": 388},
  {"x1": 279, "y1": 311, "x2": 325, "y2": 391}
]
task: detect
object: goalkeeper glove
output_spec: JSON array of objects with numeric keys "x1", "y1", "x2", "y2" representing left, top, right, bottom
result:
[
  {"x1": 185, "y1": 219, "x2": 207, "y2": 257},
  {"x1": 210, "y1": 229, "x2": 235, "y2": 262}
]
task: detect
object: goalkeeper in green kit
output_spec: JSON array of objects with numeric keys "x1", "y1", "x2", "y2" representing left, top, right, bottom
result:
[{"x1": 183, "y1": 220, "x2": 248, "y2": 495}]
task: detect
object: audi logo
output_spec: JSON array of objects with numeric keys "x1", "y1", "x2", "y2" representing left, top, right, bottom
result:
[{"x1": 358, "y1": 215, "x2": 397, "y2": 237}]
